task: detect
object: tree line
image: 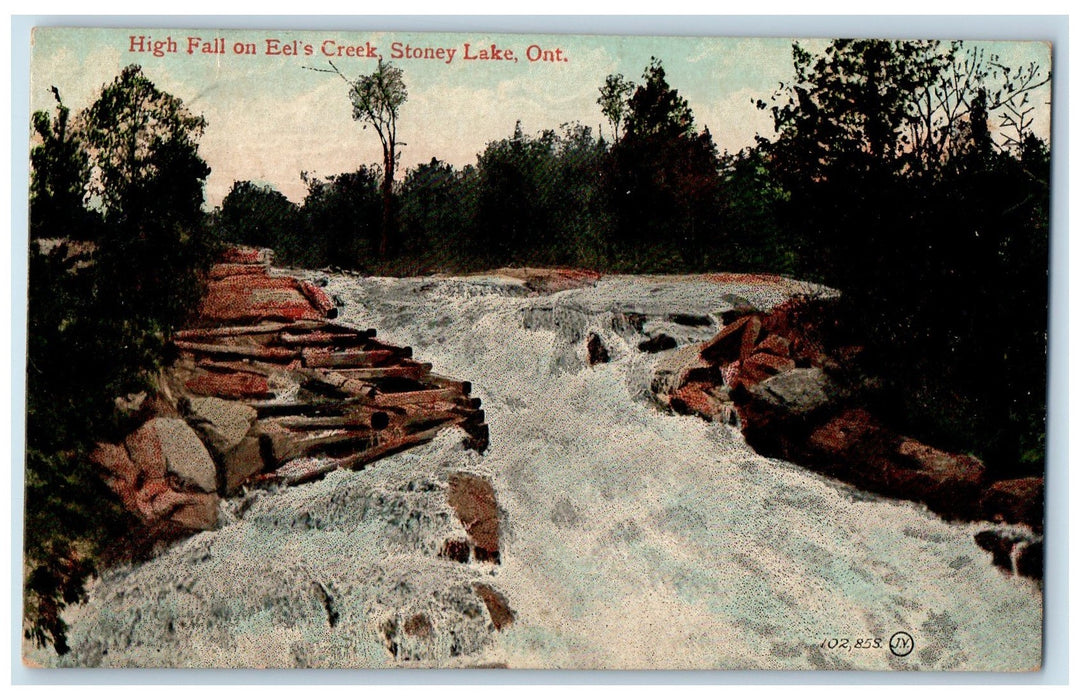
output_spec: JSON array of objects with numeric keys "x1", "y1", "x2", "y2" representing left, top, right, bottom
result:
[
  {"x1": 216, "y1": 58, "x2": 790, "y2": 275},
  {"x1": 219, "y1": 43, "x2": 1049, "y2": 482}
]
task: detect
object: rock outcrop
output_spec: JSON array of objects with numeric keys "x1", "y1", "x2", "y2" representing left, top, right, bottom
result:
[
  {"x1": 651, "y1": 295, "x2": 1043, "y2": 579},
  {"x1": 84, "y1": 247, "x2": 514, "y2": 649}
]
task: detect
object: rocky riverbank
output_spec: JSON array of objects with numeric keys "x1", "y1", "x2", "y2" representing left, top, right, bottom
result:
[
  {"x1": 33, "y1": 269, "x2": 1043, "y2": 670},
  {"x1": 69, "y1": 247, "x2": 514, "y2": 665},
  {"x1": 650, "y1": 296, "x2": 1044, "y2": 580}
]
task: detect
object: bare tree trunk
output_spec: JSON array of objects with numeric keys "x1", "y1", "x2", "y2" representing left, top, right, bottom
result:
[{"x1": 380, "y1": 146, "x2": 394, "y2": 258}]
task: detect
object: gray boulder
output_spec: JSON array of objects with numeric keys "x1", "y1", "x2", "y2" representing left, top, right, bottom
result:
[
  {"x1": 744, "y1": 367, "x2": 837, "y2": 418},
  {"x1": 152, "y1": 417, "x2": 219, "y2": 493},
  {"x1": 184, "y1": 396, "x2": 257, "y2": 457}
]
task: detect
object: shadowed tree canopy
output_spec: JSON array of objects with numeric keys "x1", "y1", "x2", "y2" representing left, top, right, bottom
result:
[
  {"x1": 29, "y1": 88, "x2": 96, "y2": 241},
  {"x1": 763, "y1": 40, "x2": 1051, "y2": 182},
  {"x1": 215, "y1": 180, "x2": 304, "y2": 257},
  {"x1": 623, "y1": 57, "x2": 695, "y2": 141},
  {"x1": 604, "y1": 58, "x2": 723, "y2": 268},
  {"x1": 759, "y1": 38, "x2": 1051, "y2": 476},
  {"x1": 80, "y1": 64, "x2": 209, "y2": 226},
  {"x1": 25, "y1": 65, "x2": 216, "y2": 654}
]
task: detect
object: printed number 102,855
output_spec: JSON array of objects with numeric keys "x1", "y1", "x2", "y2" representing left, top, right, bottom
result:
[{"x1": 820, "y1": 638, "x2": 883, "y2": 650}]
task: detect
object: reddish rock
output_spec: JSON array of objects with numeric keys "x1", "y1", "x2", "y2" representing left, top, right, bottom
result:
[
  {"x1": 219, "y1": 246, "x2": 266, "y2": 265},
  {"x1": 980, "y1": 477, "x2": 1044, "y2": 532},
  {"x1": 670, "y1": 381, "x2": 725, "y2": 421},
  {"x1": 473, "y1": 583, "x2": 515, "y2": 631},
  {"x1": 742, "y1": 352, "x2": 796, "y2": 378},
  {"x1": 133, "y1": 477, "x2": 171, "y2": 520},
  {"x1": 133, "y1": 482, "x2": 219, "y2": 530},
  {"x1": 700, "y1": 315, "x2": 763, "y2": 365},
  {"x1": 720, "y1": 360, "x2": 741, "y2": 388},
  {"x1": 208, "y1": 263, "x2": 267, "y2": 280},
  {"x1": 447, "y1": 472, "x2": 499, "y2": 557},
  {"x1": 761, "y1": 298, "x2": 831, "y2": 368},
  {"x1": 88, "y1": 442, "x2": 139, "y2": 487},
  {"x1": 886, "y1": 439, "x2": 987, "y2": 517},
  {"x1": 403, "y1": 613, "x2": 434, "y2": 638},
  {"x1": 297, "y1": 280, "x2": 335, "y2": 315},
  {"x1": 806, "y1": 409, "x2": 883, "y2": 459},
  {"x1": 199, "y1": 276, "x2": 321, "y2": 324},
  {"x1": 124, "y1": 421, "x2": 168, "y2": 480},
  {"x1": 185, "y1": 371, "x2": 272, "y2": 400},
  {"x1": 509, "y1": 267, "x2": 601, "y2": 294},
  {"x1": 124, "y1": 417, "x2": 219, "y2": 497},
  {"x1": 755, "y1": 334, "x2": 791, "y2": 357}
]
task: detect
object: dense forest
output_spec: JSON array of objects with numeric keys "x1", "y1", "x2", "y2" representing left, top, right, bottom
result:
[{"x1": 26, "y1": 39, "x2": 1050, "y2": 653}]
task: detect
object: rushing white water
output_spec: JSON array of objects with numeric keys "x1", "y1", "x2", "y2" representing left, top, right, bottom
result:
[{"x1": 30, "y1": 272, "x2": 1042, "y2": 671}]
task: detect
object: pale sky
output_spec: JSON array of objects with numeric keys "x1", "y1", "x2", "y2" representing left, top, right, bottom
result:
[{"x1": 29, "y1": 27, "x2": 1053, "y2": 208}]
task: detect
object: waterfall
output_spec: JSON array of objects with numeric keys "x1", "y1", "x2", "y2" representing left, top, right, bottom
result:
[{"x1": 30, "y1": 272, "x2": 1042, "y2": 671}]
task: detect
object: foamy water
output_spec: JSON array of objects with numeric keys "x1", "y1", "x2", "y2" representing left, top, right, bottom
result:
[{"x1": 29, "y1": 272, "x2": 1042, "y2": 670}]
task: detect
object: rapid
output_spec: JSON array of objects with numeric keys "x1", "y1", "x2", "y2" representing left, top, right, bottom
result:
[{"x1": 32, "y1": 272, "x2": 1042, "y2": 671}]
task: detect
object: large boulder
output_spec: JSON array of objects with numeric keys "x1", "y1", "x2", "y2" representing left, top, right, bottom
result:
[
  {"x1": 127, "y1": 417, "x2": 218, "y2": 493},
  {"x1": 90, "y1": 439, "x2": 220, "y2": 532},
  {"x1": 804, "y1": 408, "x2": 891, "y2": 482},
  {"x1": 739, "y1": 352, "x2": 797, "y2": 386},
  {"x1": 220, "y1": 433, "x2": 267, "y2": 495},
  {"x1": 143, "y1": 488, "x2": 220, "y2": 531},
  {"x1": 88, "y1": 441, "x2": 140, "y2": 491},
  {"x1": 742, "y1": 367, "x2": 838, "y2": 419},
  {"x1": 183, "y1": 396, "x2": 264, "y2": 495},
  {"x1": 650, "y1": 341, "x2": 712, "y2": 400},
  {"x1": 184, "y1": 397, "x2": 257, "y2": 457},
  {"x1": 980, "y1": 477, "x2": 1044, "y2": 532},
  {"x1": 886, "y1": 439, "x2": 987, "y2": 518},
  {"x1": 700, "y1": 315, "x2": 763, "y2": 365}
]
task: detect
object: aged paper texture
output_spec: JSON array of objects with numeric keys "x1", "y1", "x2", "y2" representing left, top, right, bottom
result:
[{"x1": 23, "y1": 26, "x2": 1050, "y2": 670}]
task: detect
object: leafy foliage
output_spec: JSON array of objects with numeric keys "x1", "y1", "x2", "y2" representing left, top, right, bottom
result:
[
  {"x1": 760, "y1": 39, "x2": 1050, "y2": 476},
  {"x1": 25, "y1": 66, "x2": 214, "y2": 654},
  {"x1": 300, "y1": 167, "x2": 382, "y2": 270},
  {"x1": 29, "y1": 87, "x2": 98, "y2": 241},
  {"x1": 604, "y1": 58, "x2": 725, "y2": 270},
  {"x1": 597, "y1": 73, "x2": 634, "y2": 141},
  {"x1": 398, "y1": 158, "x2": 478, "y2": 273},
  {"x1": 214, "y1": 180, "x2": 304, "y2": 254}
]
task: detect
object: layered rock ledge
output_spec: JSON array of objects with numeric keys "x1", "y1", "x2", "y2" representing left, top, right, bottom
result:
[{"x1": 83, "y1": 248, "x2": 514, "y2": 659}]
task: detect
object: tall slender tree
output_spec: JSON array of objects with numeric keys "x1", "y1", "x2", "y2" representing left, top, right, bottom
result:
[
  {"x1": 597, "y1": 73, "x2": 634, "y2": 141},
  {"x1": 312, "y1": 59, "x2": 408, "y2": 259}
]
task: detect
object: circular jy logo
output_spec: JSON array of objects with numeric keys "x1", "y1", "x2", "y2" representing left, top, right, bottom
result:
[{"x1": 889, "y1": 631, "x2": 914, "y2": 657}]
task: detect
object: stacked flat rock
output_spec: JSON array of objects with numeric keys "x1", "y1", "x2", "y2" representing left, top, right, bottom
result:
[
  {"x1": 172, "y1": 247, "x2": 489, "y2": 491},
  {"x1": 91, "y1": 247, "x2": 490, "y2": 535}
]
